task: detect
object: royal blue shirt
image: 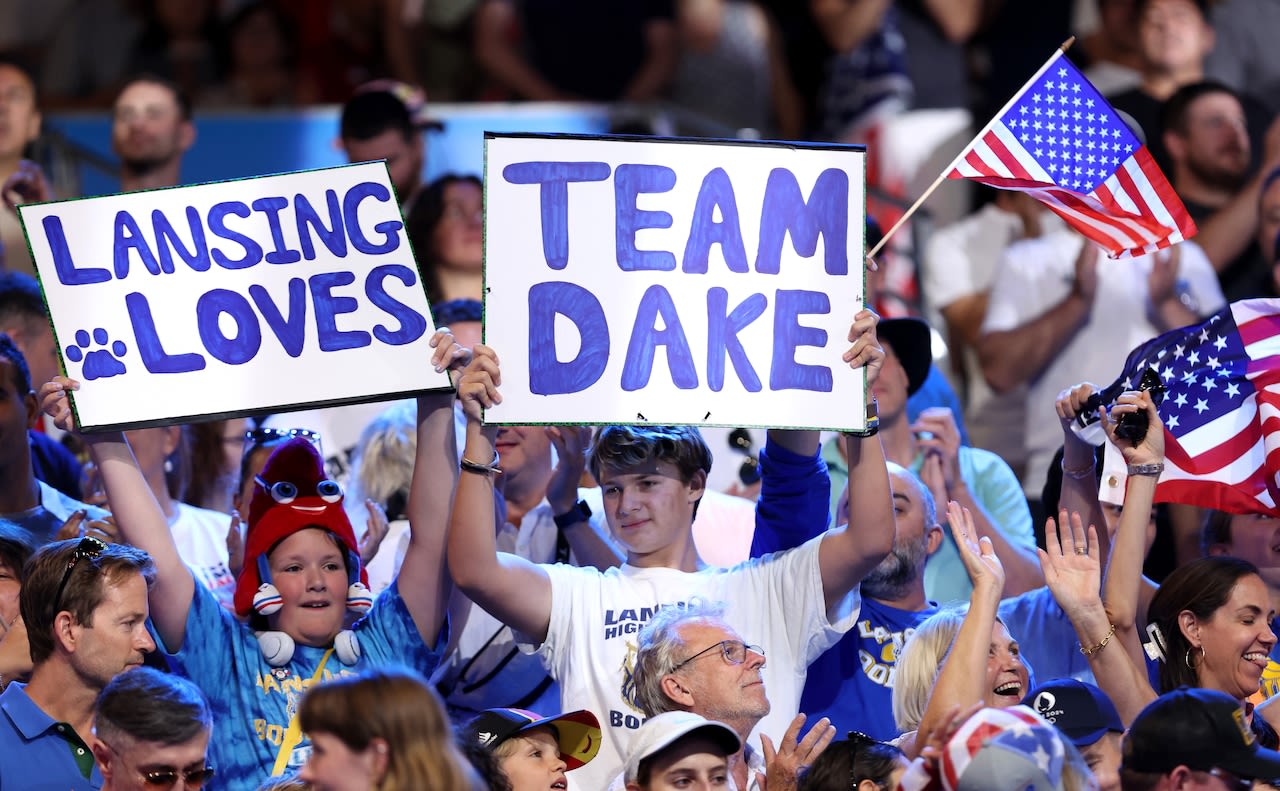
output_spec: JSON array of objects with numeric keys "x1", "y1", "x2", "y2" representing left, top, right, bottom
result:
[
  {"x1": 799, "y1": 597, "x2": 937, "y2": 740},
  {"x1": 0, "y1": 682, "x2": 101, "y2": 790}
]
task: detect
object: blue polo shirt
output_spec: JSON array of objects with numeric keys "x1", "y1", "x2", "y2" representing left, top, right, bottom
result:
[{"x1": 0, "y1": 682, "x2": 101, "y2": 790}]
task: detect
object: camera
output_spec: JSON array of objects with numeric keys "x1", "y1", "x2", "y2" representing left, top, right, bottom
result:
[{"x1": 1075, "y1": 367, "x2": 1166, "y2": 444}]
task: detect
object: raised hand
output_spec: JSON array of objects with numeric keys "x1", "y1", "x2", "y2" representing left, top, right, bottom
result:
[
  {"x1": 911, "y1": 407, "x2": 962, "y2": 495},
  {"x1": 1038, "y1": 508, "x2": 1103, "y2": 617},
  {"x1": 428, "y1": 328, "x2": 472, "y2": 383},
  {"x1": 755, "y1": 714, "x2": 836, "y2": 791},
  {"x1": 950, "y1": 500, "x2": 1004, "y2": 594},
  {"x1": 359, "y1": 499, "x2": 390, "y2": 563},
  {"x1": 844, "y1": 308, "x2": 884, "y2": 386},
  {"x1": 1100, "y1": 389, "x2": 1165, "y2": 466},
  {"x1": 455, "y1": 345, "x2": 502, "y2": 423},
  {"x1": 545, "y1": 425, "x2": 593, "y2": 512},
  {"x1": 39, "y1": 377, "x2": 81, "y2": 435}
]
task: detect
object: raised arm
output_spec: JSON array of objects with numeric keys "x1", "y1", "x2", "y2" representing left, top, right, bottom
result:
[
  {"x1": 40, "y1": 378, "x2": 194, "y2": 650},
  {"x1": 916, "y1": 501, "x2": 1004, "y2": 740},
  {"x1": 1099, "y1": 391, "x2": 1165, "y2": 671},
  {"x1": 544, "y1": 425, "x2": 624, "y2": 571},
  {"x1": 446, "y1": 345, "x2": 554, "y2": 642},
  {"x1": 1041, "y1": 508, "x2": 1156, "y2": 724},
  {"x1": 1055, "y1": 383, "x2": 1108, "y2": 556},
  {"x1": 817, "y1": 309, "x2": 894, "y2": 611},
  {"x1": 396, "y1": 332, "x2": 470, "y2": 645}
]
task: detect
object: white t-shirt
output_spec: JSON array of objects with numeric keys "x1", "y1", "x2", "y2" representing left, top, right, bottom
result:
[
  {"x1": 532, "y1": 534, "x2": 860, "y2": 790},
  {"x1": 922, "y1": 205, "x2": 1065, "y2": 464},
  {"x1": 981, "y1": 232, "x2": 1225, "y2": 496},
  {"x1": 171, "y1": 501, "x2": 236, "y2": 610}
]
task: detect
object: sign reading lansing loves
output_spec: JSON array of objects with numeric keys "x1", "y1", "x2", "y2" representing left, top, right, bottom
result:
[
  {"x1": 483, "y1": 133, "x2": 869, "y2": 432},
  {"x1": 18, "y1": 161, "x2": 450, "y2": 432}
]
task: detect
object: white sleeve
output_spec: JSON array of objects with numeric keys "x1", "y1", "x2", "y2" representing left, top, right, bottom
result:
[
  {"x1": 921, "y1": 225, "x2": 979, "y2": 312},
  {"x1": 980, "y1": 235, "x2": 1075, "y2": 334},
  {"x1": 1175, "y1": 241, "x2": 1227, "y2": 314}
]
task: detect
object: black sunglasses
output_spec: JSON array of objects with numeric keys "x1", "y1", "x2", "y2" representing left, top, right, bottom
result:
[
  {"x1": 141, "y1": 766, "x2": 216, "y2": 788},
  {"x1": 53, "y1": 536, "x2": 107, "y2": 613}
]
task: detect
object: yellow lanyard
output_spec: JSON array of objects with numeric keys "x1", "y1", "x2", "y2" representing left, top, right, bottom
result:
[{"x1": 271, "y1": 647, "x2": 335, "y2": 776}]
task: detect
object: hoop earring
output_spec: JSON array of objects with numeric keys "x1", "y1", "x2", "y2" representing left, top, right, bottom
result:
[{"x1": 1185, "y1": 645, "x2": 1205, "y2": 670}]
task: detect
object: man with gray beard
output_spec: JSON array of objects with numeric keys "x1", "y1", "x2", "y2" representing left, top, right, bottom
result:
[{"x1": 793, "y1": 462, "x2": 943, "y2": 740}]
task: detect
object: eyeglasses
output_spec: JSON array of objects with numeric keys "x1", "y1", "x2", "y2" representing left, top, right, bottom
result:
[
  {"x1": 242, "y1": 427, "x2": 323, "y2": 458},
  {"x1": 53, "y1": 536, "x2": 107, "y2": 613},
  {"x1": 1207, "y1": 767, "x2": 1254, "y2": 791},
  {"x1": 672, "y1": 640, "x2": 765, "y2": 671}
]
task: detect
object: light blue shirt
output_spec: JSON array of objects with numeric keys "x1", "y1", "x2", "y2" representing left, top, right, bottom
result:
[
  {"x1": 162, "y1": 580, "x2": 443, "y2": 791},
  {"x1": 822, "y1": 440, "x2": 1034, "y2": 606}
]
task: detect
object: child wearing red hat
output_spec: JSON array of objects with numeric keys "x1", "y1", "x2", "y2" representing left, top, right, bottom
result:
[{"x1": 42, "y1": 330, "x2": 470, "y2": 791}]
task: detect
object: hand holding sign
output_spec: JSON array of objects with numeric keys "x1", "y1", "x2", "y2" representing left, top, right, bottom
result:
[
  {"x1": 40, "y1": 377, "x2": 80, "y2": 435},
  {"x1": 456, "y1": 345, "x2": 502, "y2": 424},
  {"x1": 842, "y1": 307, "x2": 884, "y2": 386}
]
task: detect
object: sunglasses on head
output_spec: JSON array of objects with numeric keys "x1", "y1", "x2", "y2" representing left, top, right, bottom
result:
[
  {"x1": 242, "y1": 427, "x2": 323, "y2": 458},
  {"x1": 53, "y1": 535, "x2": 107, "y2": 613}
]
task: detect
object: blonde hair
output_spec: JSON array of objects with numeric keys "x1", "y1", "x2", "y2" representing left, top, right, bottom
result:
[
  {"x1": 348, "y1": 401, "x2": 417, "y2": 512},
  {"x1": 891, "y1": 607, "x2": 966, "y2": 732},
  {"x1": 300, "y1": 667, "x2": 471, "y2": 791}
]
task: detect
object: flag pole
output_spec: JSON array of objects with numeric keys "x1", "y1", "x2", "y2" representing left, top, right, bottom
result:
[{"x1": 865, "y1": 37, "x2": 1077, "y2": 262}]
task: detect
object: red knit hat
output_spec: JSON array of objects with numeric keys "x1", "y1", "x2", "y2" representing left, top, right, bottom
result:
[{"x1": 233, "y1": 438, "x2": 370, "y2": 617}]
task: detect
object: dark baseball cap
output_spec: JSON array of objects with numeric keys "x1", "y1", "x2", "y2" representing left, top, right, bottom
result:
[
  {"x1": 1023, "y1": 679, "x2": 1124, "y2": 747},
  {"x1": 1124, "y1": 688, "x2": 1280, "y2": 779},
  {"x1": 460, "y1": 708, "x2": 602, "y2": 770},
  {"x1": 878, "y1": 317, "x2": 932, "y2": 397}
]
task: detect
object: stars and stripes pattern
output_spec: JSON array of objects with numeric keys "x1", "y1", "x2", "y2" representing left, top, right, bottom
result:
[
  {"x1": 1102, "y1": 299, "x2": 1280, "y2": 515},
  {"x1": 897, "y1": 706, "x2": 1064, "y2": 791},
  {"x1": 945, "y1": 49, "x2": 1196, "y2": 259}
]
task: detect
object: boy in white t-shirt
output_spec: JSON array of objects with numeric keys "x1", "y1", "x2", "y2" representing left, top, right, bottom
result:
[{"x1": 447, "y1": 310, "x2": 895, "y2": 790}]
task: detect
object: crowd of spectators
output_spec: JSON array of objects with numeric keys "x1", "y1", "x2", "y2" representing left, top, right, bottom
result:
[{"x1": 3, "y1": 1, "x2": 1280, "y2": 790}]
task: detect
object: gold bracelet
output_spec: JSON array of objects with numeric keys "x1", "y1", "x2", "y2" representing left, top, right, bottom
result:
[{"x1": 1079, "y1": 622, "x2": 1117, "y2": 656}]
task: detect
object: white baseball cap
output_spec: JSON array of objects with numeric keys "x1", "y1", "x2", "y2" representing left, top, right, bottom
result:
[{"x1": 624, "y1": 712, "x2": 741, "y2": 783}]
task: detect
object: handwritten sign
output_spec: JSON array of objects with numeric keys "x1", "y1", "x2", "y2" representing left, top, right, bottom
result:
[
  {"x1": 18, "y1": 162, "x2": 448, "y2": 431},
  {"x1": 483, "y1": 133, "x2": 868, "y2": 431}
]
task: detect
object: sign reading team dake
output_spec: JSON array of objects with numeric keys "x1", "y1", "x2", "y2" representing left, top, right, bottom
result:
[
  {"x1": 483, "y1": 133, "x2": 869, "y2": 432},
  {"x1": 18, "y1": 161, "x2": 449, "y2": 432}
]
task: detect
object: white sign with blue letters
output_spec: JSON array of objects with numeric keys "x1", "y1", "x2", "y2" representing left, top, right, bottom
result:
[
  {"x1": 19, "y1": 161, "x2": 449, "y2": 431},
  {"x1": 482, "y1": 133, "x2": 868, "y2": 431}
]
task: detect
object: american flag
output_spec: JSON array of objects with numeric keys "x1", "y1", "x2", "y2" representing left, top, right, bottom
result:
[
  {"x1": 1100, "y1": 299, "x2": 1280, "y2": 515},
  {"x1": 946, "y1": 48, "x2": 1196, "y2": 259}
]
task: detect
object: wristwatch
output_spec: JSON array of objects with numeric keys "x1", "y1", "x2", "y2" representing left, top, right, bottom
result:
[{"x1": 553, "y1": 499, "x2": 592, "y2": 530}]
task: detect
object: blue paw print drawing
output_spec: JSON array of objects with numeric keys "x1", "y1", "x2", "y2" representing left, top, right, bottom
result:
[{"x1": 65, "y1": 328, "x2": 128, "y2": 380}]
